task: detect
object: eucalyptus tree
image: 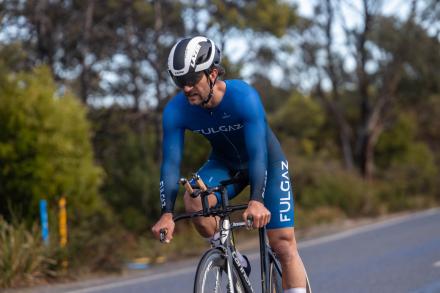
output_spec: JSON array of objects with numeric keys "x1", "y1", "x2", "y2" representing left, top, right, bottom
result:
[{"x1": 296, "y1": 0, "x2": 439, "y2": 180}]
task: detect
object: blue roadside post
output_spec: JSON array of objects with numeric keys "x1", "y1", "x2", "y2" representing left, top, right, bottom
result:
[{"x1": 39, "y1": 199, "x2": 49, "y2": 245}]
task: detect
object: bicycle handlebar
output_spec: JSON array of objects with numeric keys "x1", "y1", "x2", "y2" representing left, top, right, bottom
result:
[
  {"x1": 173, "y1": 204, "x2": 248, "y2": 222},
  {"x1": 158, "y1": 174, "x2": 251, "y2": 243},
  {"x1": 159, "y1": 204, "x2": 251, "y2": 243}
]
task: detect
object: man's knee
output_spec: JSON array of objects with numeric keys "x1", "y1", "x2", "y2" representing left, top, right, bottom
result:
[
  {"x1": 269, "y1": 229, "x2": 299, "y2": 264},
  {"x1": 184, "y1": 192, "x2": 218, "y2": 212},
  {"x1": 183, "y1": 192, "x2": 218, "y2": 237}
]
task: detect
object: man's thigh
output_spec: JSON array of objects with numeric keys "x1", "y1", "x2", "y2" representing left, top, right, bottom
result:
[{"x1": 264, "y1": 159, "x2": 295, "y2": 230}]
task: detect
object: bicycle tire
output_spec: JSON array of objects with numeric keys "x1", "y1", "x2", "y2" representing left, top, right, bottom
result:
[
  {"x1": 194, "y1": 248, "x2": 247, "y2": 293},
  {"x1": 268, "y1": 257, "x2": 313, "y2": 293},
  {"x1": 305, "y1": 266, "x2": 313, "y2": 293},
  {"x1": 268, "y1": 256, "x2": 283, "y2": 293}
]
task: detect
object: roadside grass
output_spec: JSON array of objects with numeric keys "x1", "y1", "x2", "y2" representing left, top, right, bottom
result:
[{"x1": 0, "y1": 216, "x2": 56, "y2": 288}]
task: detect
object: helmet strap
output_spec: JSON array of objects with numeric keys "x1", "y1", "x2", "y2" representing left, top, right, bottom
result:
[{"x1": 202, "y1": 71, "x2": 217, "y2": 107}]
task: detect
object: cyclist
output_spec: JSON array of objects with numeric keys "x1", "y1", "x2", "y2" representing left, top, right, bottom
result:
[{"x1": 152, "y1": 36, "x2": 307, "y2": 293}]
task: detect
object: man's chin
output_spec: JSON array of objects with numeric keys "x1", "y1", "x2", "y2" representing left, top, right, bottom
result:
[{"x1": 187, "y1": 96, "x2": 203, "y2": 105}]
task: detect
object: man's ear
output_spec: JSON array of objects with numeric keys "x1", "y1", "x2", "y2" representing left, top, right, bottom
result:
[{"x1": 209, "y1": 68, "x2": 218, "y2": 81}]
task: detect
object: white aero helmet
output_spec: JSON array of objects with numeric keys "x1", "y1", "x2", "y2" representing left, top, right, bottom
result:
[{"x1": 168, "y1": 36, "x2": 221, "y2": 88}]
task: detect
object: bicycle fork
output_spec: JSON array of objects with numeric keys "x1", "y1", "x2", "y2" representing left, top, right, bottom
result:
[
  {"x1": 220, "y1": 217, "x2": 254, "y2": 293},
  {"x1": 220, "y1": 218, "x2": 236, "y2": 293}
]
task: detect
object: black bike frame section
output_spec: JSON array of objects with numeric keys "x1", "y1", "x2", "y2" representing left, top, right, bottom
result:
[{"x1": 259, "y1": 226, "x2": 270, "y2": 292}]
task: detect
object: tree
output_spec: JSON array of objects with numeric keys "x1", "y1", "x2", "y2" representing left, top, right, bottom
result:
[
  {"x1": 89, "y1": 107, "x2": 159, "y2": 232},
  {"x1": 187, "y1": 0, "x2": 298, "y2": 83},
  {"x1": 298, "y1": 0, "x2": 439, "y2": 180},
  {"x1": 270, "y1": 93, "x2": 326, "y2": 155},
  {"x1": 1, "y1": 0, "x2": 120, "y2": 103},
  {"x1": 1, "y1": 0, "x2": 184, "y2": 110}
]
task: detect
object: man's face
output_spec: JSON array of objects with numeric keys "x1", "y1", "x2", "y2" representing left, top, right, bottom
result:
[{"x1": 183, "y1": 73, "x2": 210, "y2": 106}]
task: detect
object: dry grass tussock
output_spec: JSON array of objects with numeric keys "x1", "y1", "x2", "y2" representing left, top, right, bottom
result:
[{"x1": 0, "y1": 217, "x2": 56, "y2": 288}]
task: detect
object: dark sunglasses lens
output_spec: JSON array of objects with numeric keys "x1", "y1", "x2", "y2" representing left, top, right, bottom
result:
[
  {"x1": 172, "y1": 76, "x2": 186, "y2": 88},
  {"x1": 172, "y1": 72, "x2": 202, "y2": 88}
]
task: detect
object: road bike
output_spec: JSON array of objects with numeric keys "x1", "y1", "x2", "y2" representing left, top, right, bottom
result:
[{"x1": 160, "y1": 174, "x2": 312, "y2": 293}]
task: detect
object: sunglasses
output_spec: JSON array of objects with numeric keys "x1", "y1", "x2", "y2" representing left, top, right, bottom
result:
[{"x1": 170, "y1": 71, "x2": 204, "y2": 88}]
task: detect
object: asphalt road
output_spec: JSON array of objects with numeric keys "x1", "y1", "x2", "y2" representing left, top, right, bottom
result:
[
  {"x1": 299, "y1": 208, "x2": 440, "y2": 293},
  {"x1": 15, "y1": 208, "x2": 440, "y2": 293}
]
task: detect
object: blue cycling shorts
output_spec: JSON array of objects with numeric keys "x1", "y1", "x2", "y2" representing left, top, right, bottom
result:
[{"x1": 193, "y1": 159, "x2": 295, "y2": 229}]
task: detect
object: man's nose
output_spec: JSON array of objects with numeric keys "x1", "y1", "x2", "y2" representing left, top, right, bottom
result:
[{"x1": 183, "y1": 85, "x2": 193, "y2": 93}]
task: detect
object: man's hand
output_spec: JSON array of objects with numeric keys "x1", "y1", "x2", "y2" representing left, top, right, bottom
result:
[
  {"x1": 242, "y1": 200, "x2": 271, "y2": 228},
  {"x1": 151, "y1": 213, "x2": 175, "y2": 243}
]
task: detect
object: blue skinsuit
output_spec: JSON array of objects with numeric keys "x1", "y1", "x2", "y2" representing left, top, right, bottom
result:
[{"x1": 160, "y1": 80, "x2": 294, "y2": 228}]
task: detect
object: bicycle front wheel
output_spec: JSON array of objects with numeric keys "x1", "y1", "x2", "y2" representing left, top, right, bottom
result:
[
  {"x1": 194, "y1": 248, "x2": 246, "y2": 293},
  {"x1": 269, "y1": 257, "x2": 283, "y2": 293}
]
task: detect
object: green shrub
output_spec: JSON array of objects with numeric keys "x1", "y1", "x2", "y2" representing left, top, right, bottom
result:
[
  {"x1": 301, "y1": 169, "x2": 375, "y2": 217},
  {"x1": 378, "y1": 142, "x2": 439, "y2": 211},
  {"x1": 291, "y1": 157, "x2": 381, "y2": 218},
  {"x1": 65, "y1": 201, "x2": 128, "y2": 273}
]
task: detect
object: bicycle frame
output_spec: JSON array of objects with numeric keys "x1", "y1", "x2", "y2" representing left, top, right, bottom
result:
[{"x1": 163, "y1": 175, "x2": 281, "y2": 293}]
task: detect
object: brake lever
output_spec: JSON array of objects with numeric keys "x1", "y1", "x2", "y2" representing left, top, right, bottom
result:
[
  {"x1": 159, "y1": 228, "x2": 168, "y2": 243},
  {"x1": 246, "y1": 215, "x2": 254, "y2": 229}
]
